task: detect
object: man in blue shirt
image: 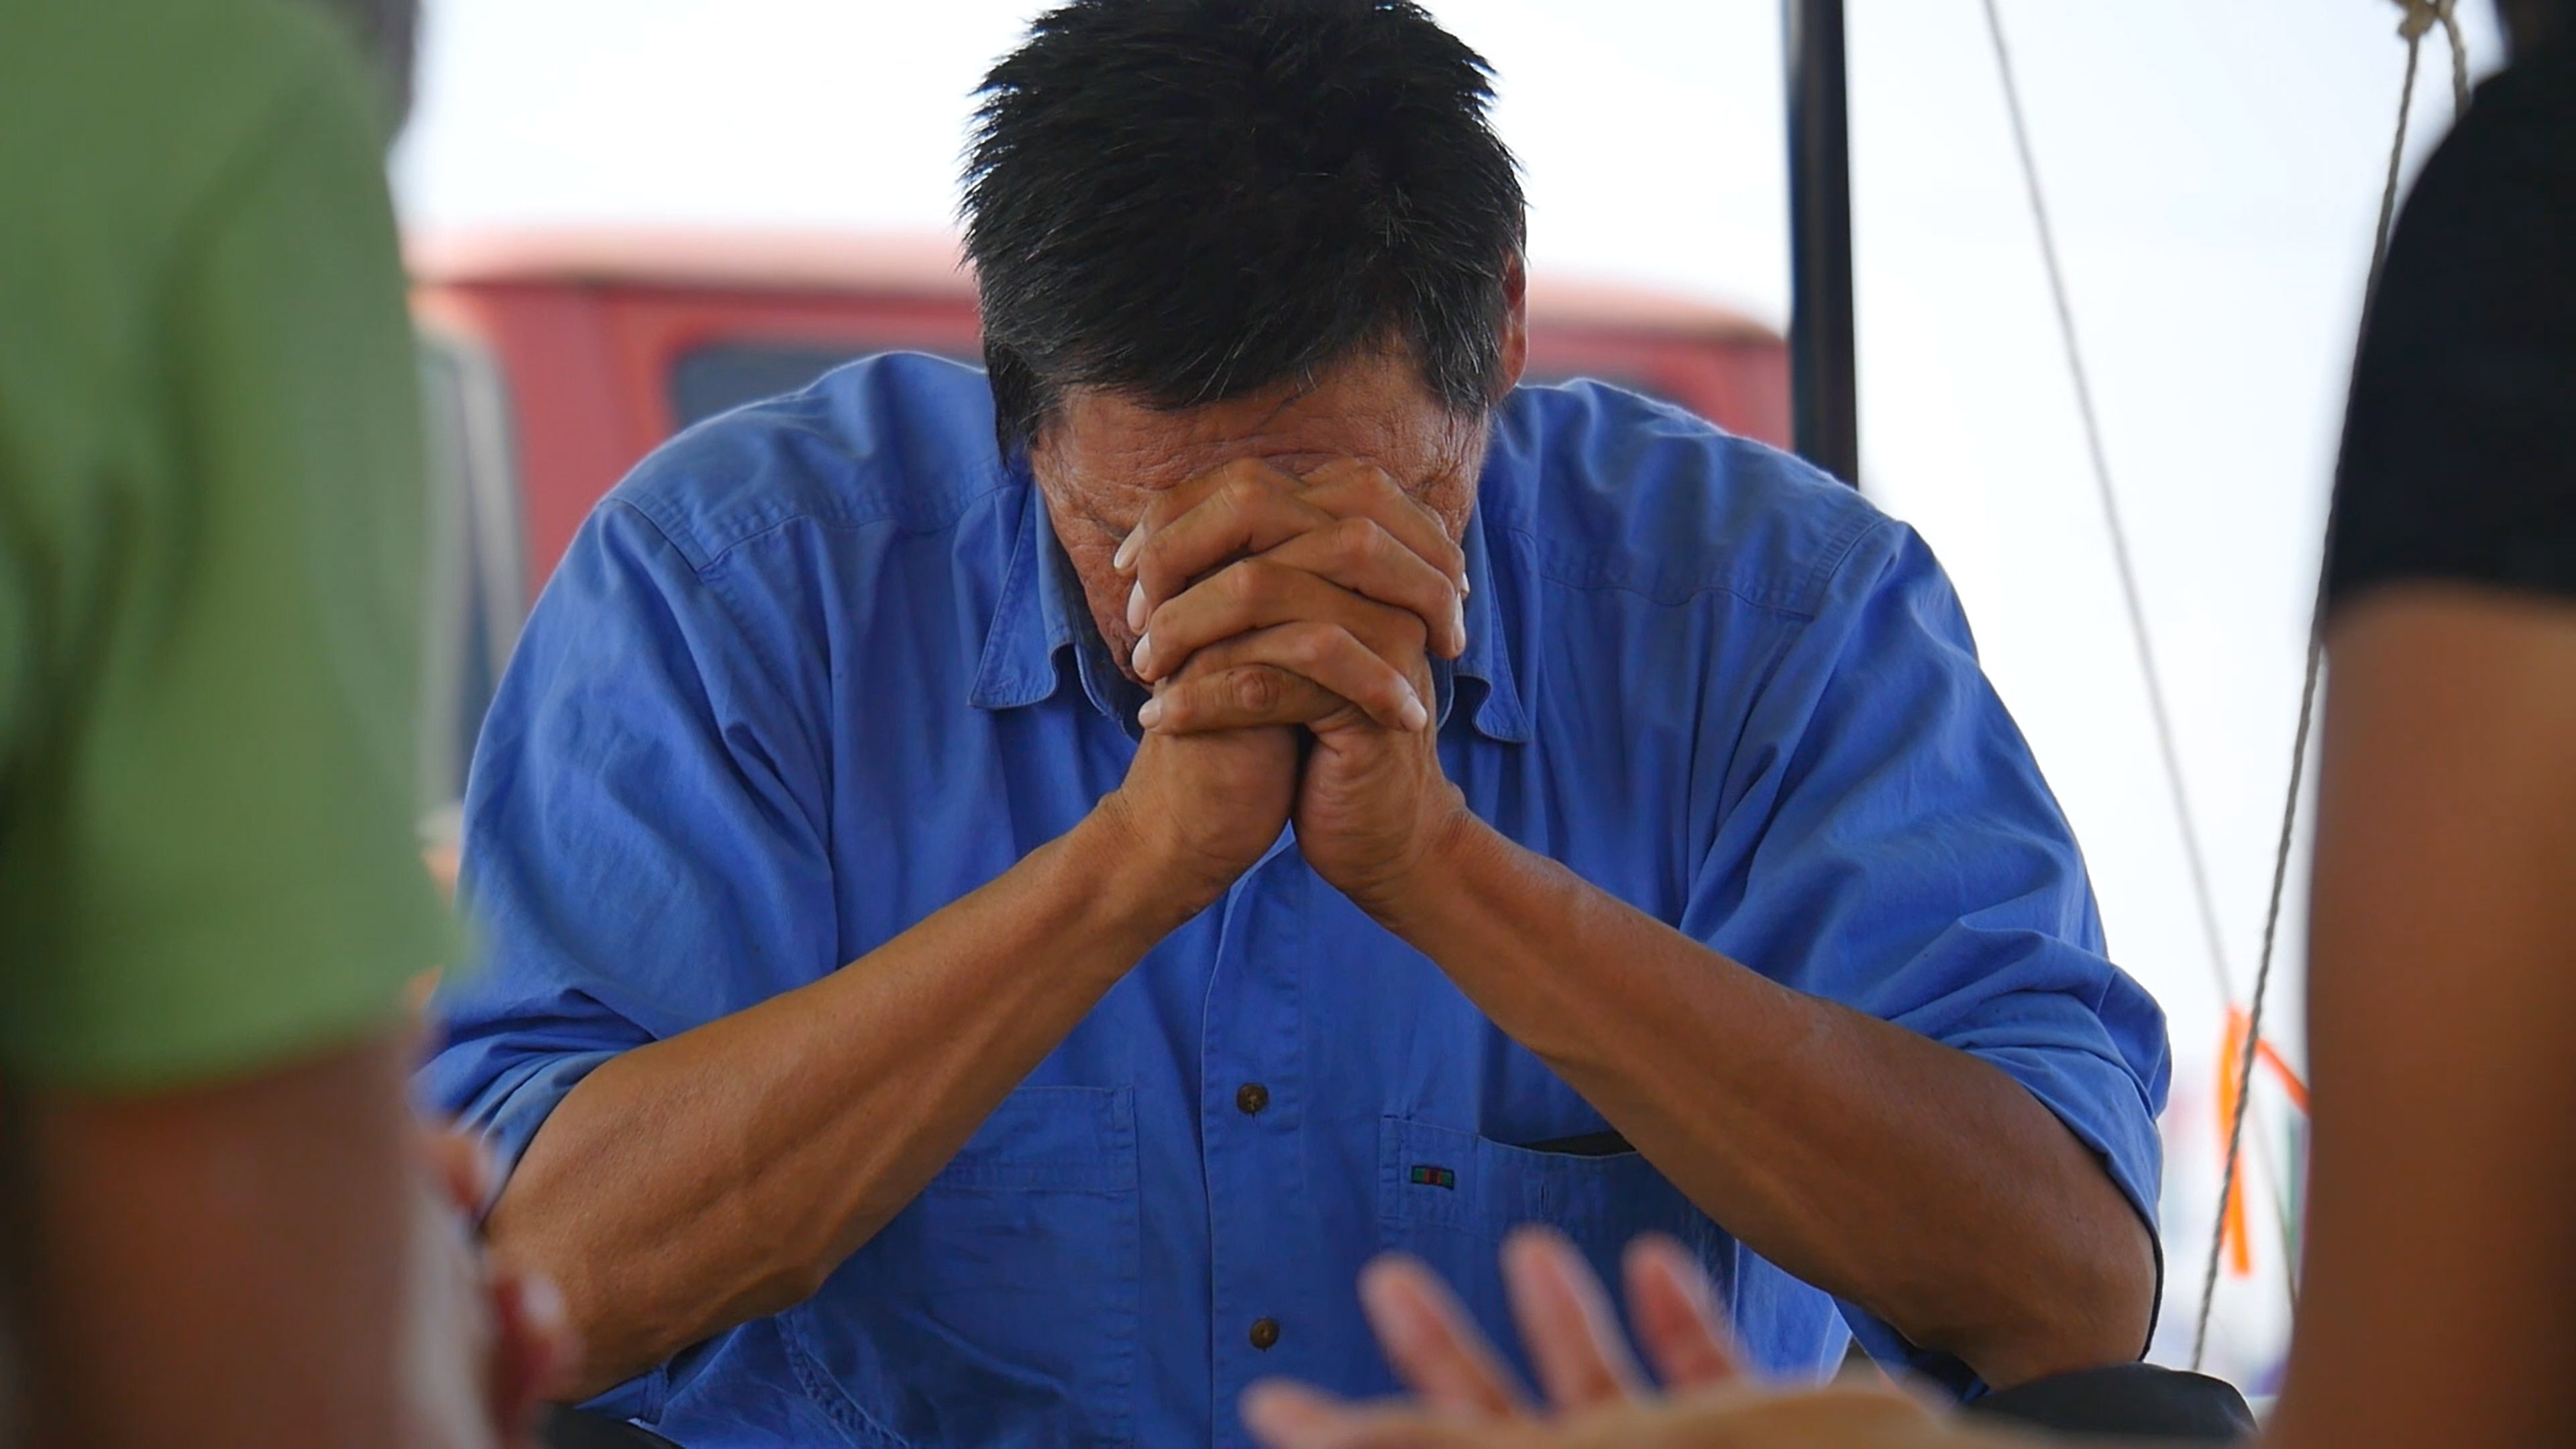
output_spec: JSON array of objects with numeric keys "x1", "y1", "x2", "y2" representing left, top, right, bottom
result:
[{"x1": 425, "y1": 3, "x2": 2169, "y2": 1444}]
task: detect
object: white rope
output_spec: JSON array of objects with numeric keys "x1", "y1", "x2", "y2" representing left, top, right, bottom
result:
[
  {"x1": 2187, "y1": 0, "x2": 2471, "y2": 1371},
  {"x1": 2396, "y1": 0, "x2": 2475, "y2": 114},
  {"x1": 1974, "y1": 5, "x2": 2306, "y2": 1309},
  {"x1": 1974, "y1": 0, "x2": 2241, "y2": 1014},
  {"x1": 1974, "y1": 0, "x2": 2290, "y2": 1364},
  {"x1": 1973, "y1": 0, "x2": 2471, "y2": 1370}
]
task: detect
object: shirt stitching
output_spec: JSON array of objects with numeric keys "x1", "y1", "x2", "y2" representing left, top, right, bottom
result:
[{"x1": 1499, "y1": 506, "x2": 1885, "y2": 623}]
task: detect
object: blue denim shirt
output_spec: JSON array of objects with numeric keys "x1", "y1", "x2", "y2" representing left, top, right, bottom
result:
[{"x1": 424, "y1": 354, "x2": 2169, "y2": 1448}]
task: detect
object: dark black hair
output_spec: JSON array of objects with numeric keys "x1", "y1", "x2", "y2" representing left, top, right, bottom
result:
[{"x1": 964, "y1": 0, "x2": 1525, "y2": 456}]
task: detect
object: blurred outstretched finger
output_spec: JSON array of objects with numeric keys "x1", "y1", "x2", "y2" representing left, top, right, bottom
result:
[
  {"x1": 1622, "y1": 1232, "x2": 1743, "y2": 1391},
  {"x1": 1358, "y1": 1254, "x2": 1531, "y2": 1417},
  {"x1": 1244, "y1": 1381, "x2": 1548, "y2": 1449},
  {"x1": 1501, "y1": 1226, "x2": 1646, "y2": 1411}
]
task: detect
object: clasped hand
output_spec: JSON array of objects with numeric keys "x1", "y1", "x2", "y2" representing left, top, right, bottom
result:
[{"x1": 1106, "y1": 455, "x2": 1475, "y2": 910}]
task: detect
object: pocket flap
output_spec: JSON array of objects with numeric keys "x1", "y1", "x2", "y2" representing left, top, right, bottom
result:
[
  {"x1": 1379, "y1": 1116, "x2": 1709, "y2": 1247},
  {"x1": 933, "y1": 1085, "x2": 1136, "y2": 1194}
]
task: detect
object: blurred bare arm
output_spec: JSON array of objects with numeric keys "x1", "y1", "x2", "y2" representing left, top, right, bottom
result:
[
  {"x1": 2270, "y1": 586, "x2": 2576, "y2": 1449},
  {"x1": 11, "y1": 1034, "x2": 417, "y2": 1448},
  {"x1": 11, "y1": 1033, "x2": 566, "y2": 1448}
]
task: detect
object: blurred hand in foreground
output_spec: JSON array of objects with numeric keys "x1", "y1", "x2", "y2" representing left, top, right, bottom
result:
[
  {"x1": 413, "y1": 1131, "x2": 578, "y2": 1449},
  {"x1": 1242, "y1": 1228, "x2": 2016, "y2": 1449}
]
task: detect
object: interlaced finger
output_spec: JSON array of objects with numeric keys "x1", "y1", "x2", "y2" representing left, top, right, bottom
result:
[
  {"x1": 1112, "y1": 455, "x2": 1305, "y2": 576},
  {"x1": 1250, "y1": 517, "x2": 1466, "y2": 658},
  {"x1": 1144, "y1": 624, "x2": 1425, "y2": 733},
  {"x1": 1125, "y1": 486, "x2": 1343, "y2": 633},
  {"x1": 1114, "y1": 457, "x2": 1469, "y2": 651},
  {"x1": 1291, "y1": 460, "x2": 1468, "y2": 598},
  {"x1": 1136, "y1": 558, "x2": 1429, "y2": 690}
]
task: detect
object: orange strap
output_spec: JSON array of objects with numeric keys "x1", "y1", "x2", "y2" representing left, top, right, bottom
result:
[{"x1": 2216, "y1": 1008, "x2": 2312, "y2": 1277}]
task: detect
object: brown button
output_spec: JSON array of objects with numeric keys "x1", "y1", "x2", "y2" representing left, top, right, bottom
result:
[
  {"x1": 1249, "y1": 1317, "x2": 1281, "y2": 1350},
  {"x1": 1235, "y1": 1082, "x2": 1270, "y2": 1115}
]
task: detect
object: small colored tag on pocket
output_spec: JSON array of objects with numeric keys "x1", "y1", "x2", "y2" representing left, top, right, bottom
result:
[{"x1": 1408, "y1": 1164, "x2": 1457, "y2": 1190}]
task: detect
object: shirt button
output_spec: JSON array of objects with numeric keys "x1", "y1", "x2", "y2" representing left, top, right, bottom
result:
[
  {"x1": 1249, "y1": 1317, "x2": 1281, "y2": 1350},
  {"x1": 1235, "y1": 1082, "x2": 1270, "y2": 1116}
]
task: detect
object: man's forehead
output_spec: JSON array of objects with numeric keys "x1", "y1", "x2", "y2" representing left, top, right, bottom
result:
[{"x1": 1046, "y1": 358, "x2": 1453, "y2": 488}]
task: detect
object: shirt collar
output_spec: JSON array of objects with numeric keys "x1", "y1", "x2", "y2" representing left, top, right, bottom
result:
[
  {"x1": 970, "y1": 467, "x2": 1529, "y2": 745},
  {"x1": 1438, "y1": 506, "x2": 1529, "y2": 741},
  {"x1": 967, "y1": 474, "x2": 1136, "y2": 722}
]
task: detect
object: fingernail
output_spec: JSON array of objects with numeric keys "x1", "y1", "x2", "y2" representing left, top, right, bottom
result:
[
  {"x1": 461, "y1": 1138, "x2": 497, "y2": 1205},
  {"x1": 1131, "y1": 633, "x2": 1152, "y2": 676},
  {"x1": 1127, "y1": 580, "x2": 1147, "y2": 633},
  {"x1": 1459, "y1": 572, "x2": 1472, "y2": 598},
  {"x1": 1138, "y1": 698, "x2": 1165, "y2": 729},
  {"x1": 1400, "y1": 692, "x2": 1430, "y2": 733},
  {"x1": 1505, "y1": 1222, "x2": 1576, "y2": 1271},
  {"x1": 1113, "y1": 521, "x2": 1144, "y2": 572},
  {"x1": 519, "y1": 1272, "x2": 568, "y2": 1337},
  {"x1": 1452, "y1": 600, "x2": 1468, "y2": 651}
]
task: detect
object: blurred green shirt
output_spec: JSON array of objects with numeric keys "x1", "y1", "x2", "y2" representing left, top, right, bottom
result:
[{"x1": 0, "y1": 0, "x2": 454, "y2": 1088}]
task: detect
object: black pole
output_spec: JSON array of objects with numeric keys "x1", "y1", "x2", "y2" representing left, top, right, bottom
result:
[{"x1": 1784, "y1": 0, "x2": 1860, "y2": 486}]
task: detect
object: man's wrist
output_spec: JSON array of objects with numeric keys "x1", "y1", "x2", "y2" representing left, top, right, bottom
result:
[
  {"x1": 1074, "y1": 790, "x2": 1238, "y2": 943},
  {"x1": 1344, "y1": 800, "x2": 1503, "y2": 939}
]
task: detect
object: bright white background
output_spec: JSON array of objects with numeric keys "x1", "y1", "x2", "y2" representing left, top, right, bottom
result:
[{"x1": 395, "y1": 0, "x2": 2507, "y2": 1389}]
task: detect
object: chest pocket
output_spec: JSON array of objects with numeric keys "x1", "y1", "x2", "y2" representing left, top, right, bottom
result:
[
  {"x1": 1377, "y1": 1116, "x2": 1729, "y2": 1374},
  {"x1": 784, "y1": 1085, "x2": 1140, "y2": 1447}
]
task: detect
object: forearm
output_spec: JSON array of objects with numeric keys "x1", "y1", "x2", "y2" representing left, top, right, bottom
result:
[
  {"x1": 491, "y1": 802, "x2": 1205, "y2": 1395},
  {"x1": 14, "y1": 1033, "x2": 417, "y2": 1448},
  {"x1": 1371, "y1": 818, "x2": 2155, "y2": 1387},
  {"x1": 2270, "y1": 591, "x2": 2576, "y2": 1449}
]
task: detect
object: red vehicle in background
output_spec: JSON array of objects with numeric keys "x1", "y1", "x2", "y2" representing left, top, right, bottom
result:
[{"x1": 405, "y1": 229, "x2": 1790, "y2": 810}]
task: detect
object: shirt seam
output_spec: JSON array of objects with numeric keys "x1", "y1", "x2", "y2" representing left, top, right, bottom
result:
[
  {"x1": 1497, "y1": 507, "x2": 1886, "y2": 624},
  {"x1": 596, "y1": 500, "x2": 839, "y2": 851},
  {"x1": 625, "y1": 471, "x2": 1019, "y2": 582},
  {"x1": 1691, "y1": 513, "x2": 1904, "y2": 864}
]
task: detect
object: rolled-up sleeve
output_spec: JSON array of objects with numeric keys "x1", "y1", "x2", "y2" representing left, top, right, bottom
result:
[
  {"x1": 421, "y1": 498, "x2": 837, "y2": 1187},
  {"x1": 1686, "y1": 518, "x2": 2170, "y2": 1393}
]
